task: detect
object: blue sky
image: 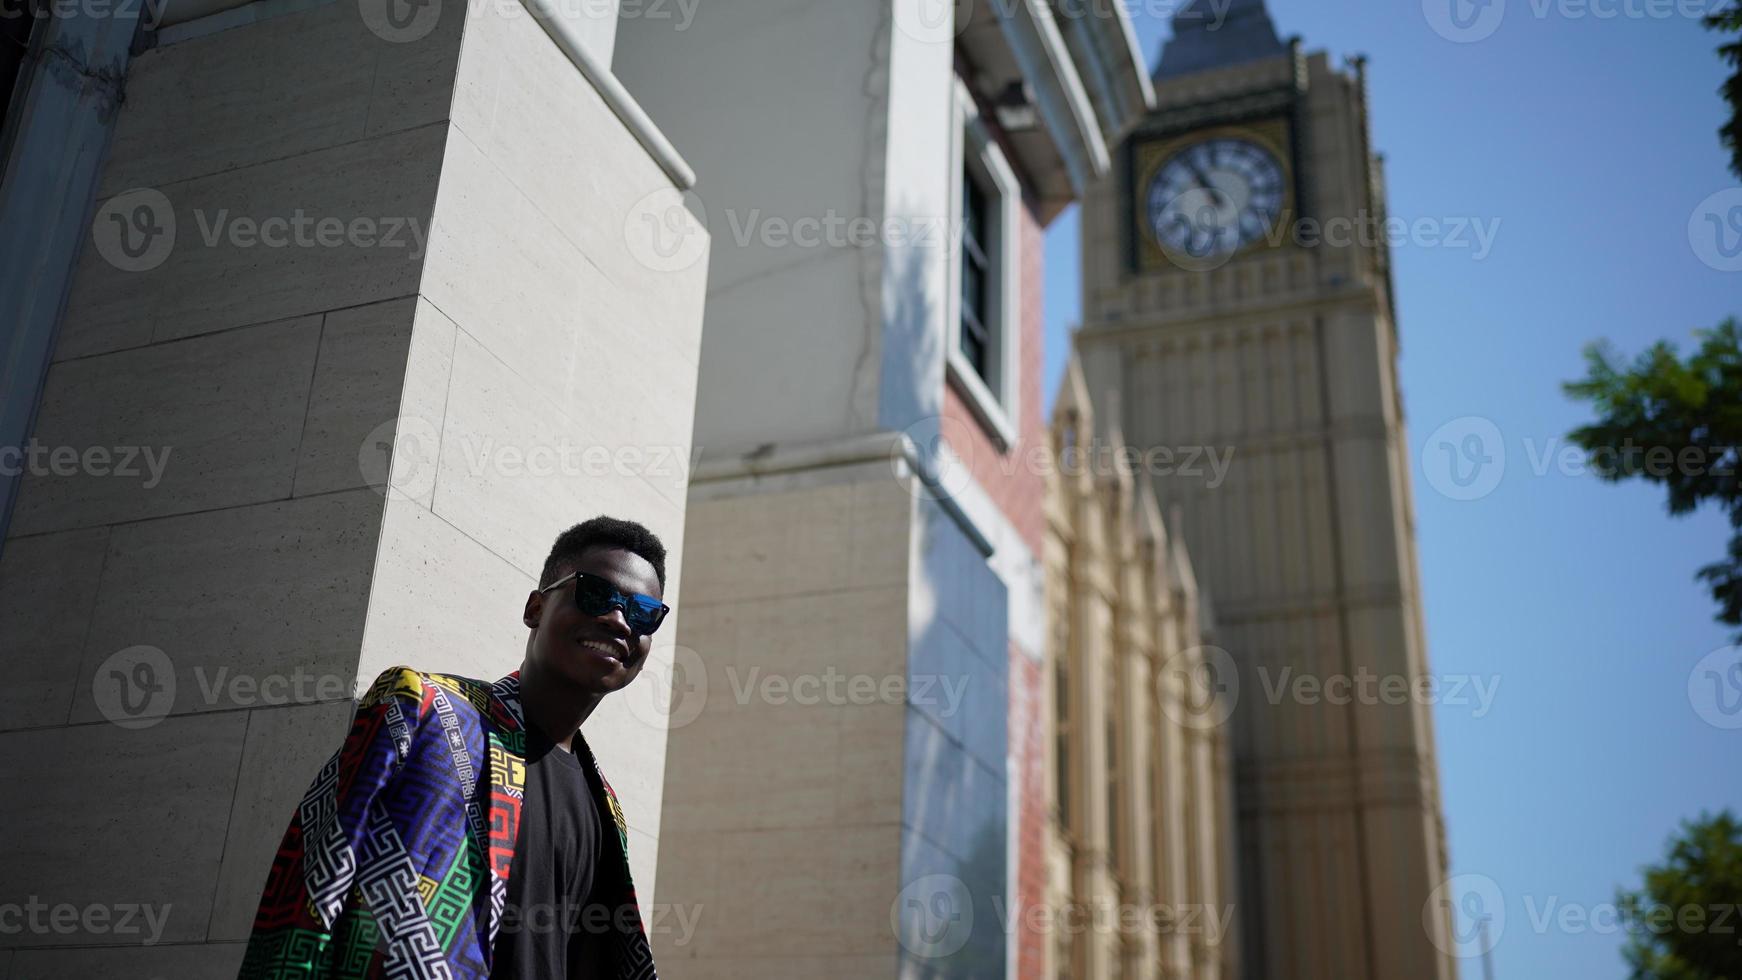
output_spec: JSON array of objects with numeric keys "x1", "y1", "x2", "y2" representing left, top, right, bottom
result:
[{"x1": 1042, "y1": 2, "x2": 1742, "y2": 976}]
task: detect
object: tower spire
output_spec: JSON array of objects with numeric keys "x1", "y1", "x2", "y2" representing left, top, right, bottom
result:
[{"x1": 1153, "y1": 0, "x2": 1288, "y2": 80}]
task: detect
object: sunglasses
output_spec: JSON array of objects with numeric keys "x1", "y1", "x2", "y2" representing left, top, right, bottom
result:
[{"x1": 540, "y1": 571, "x2": 670, "y2": 637}]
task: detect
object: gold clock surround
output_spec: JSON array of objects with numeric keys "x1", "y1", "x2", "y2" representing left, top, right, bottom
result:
[{"x1": 1131, "y1": 117, "x2": 1297, "y2": 272}]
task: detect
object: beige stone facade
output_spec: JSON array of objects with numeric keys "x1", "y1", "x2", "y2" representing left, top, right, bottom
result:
[
  {"x1": 1041, "y1": 359, "x2": 1239, "y2": 980},
  {"x1": 0, "y1": 0, "x2": 708, "y2": 972},
  {"x1": 1072, "y1": 10, "x2": 1458, "y2": 980}
]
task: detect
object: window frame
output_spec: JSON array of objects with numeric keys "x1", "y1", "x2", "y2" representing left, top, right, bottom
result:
[{"x1": 946, "y1": 76, "x2": 1022, "y2": 453}]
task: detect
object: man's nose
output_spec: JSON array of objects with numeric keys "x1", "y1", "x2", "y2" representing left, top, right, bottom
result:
[{"x1": 594, "y1": 605, "x2": 632, "y2": 636}]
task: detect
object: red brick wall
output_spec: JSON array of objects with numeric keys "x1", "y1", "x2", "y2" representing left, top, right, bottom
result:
[{"x1": 1010, "y1": 645, "x2": 1049, "y2": 980}]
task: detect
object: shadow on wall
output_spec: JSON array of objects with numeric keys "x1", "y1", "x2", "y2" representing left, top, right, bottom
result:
[{"x1": 877, "y1": 191, "x2": 1012, "y2": 979}]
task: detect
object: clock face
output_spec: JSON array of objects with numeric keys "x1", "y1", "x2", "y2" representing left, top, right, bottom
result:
[{"x1": 1145, "y1": 137, "x2": 1286, "y2": 261}]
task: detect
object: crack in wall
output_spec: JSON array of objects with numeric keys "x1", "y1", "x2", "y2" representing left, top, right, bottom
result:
[{"x1": 845, "y1": 0, "x2": 891, "y2": 434}]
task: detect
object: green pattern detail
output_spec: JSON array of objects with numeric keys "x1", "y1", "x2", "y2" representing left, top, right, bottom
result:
[
  {"x1": 493, "y1": 728, "x2": 525, "y2": 756},
  {"x1": 426, "y1": 836, "x2": 486, "y2": 941}
]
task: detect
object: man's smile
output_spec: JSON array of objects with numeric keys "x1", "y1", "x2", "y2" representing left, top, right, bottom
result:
[{"x1": 574, "y1": 635, "x2": 629, "y2": 663}]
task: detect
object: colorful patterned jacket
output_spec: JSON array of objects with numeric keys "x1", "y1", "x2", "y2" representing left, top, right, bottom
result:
[{"x1": 239, "y1": 666, "x2": 658, "y2": 979}]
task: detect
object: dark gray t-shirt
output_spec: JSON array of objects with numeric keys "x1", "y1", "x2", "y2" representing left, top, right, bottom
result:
[{"x1": 491, "y1": 728, "x2": 612, "y2": 979}]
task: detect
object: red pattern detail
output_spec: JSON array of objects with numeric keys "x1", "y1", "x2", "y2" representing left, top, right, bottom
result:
[{"x1": 488, "y1": 785, "x2": 522, "y2": 883}]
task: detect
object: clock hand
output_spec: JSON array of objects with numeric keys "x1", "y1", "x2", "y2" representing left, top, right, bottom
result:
[{"x1": 1187, "y1": 161, "x2": 1226, "y2": 210}]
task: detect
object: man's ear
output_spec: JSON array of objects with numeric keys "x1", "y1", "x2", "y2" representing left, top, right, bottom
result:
[{"x1": 523, "y1": 590, "x2": 543, "y2": 629}]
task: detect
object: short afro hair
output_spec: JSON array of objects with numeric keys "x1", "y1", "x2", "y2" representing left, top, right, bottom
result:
[{"x1": 539, "y1": 516, "x2": 668, "y2": 592}]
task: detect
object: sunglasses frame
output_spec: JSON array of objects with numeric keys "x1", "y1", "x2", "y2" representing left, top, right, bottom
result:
[{"x1": 539, "y1": 570, "x2": 670, "y2": 637}]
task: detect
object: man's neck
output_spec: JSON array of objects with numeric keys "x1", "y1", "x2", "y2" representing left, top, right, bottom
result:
[{"x1": 515, "y1": 660, "x2": 602, "y2": 752}]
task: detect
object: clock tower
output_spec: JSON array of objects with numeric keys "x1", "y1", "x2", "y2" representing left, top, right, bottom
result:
[{"x1": 1075, "y1": 2, "x2": 1459, "y2": 979}]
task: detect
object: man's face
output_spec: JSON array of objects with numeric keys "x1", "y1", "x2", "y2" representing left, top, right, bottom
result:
[{"x1": 522, "y1": 545, "x2": 662, "y2": 695}]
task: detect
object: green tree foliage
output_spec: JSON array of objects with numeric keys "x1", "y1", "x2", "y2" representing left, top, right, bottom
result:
[
  {"x1": 1616, "y1": 811, "x2": 1742, "y2": 980},
  {"x1": 1711, "y1": 6, "x2": 1742, "y2": 180},
  {"x1": 1563, "y1": 321, "x2": 1742, "y2": 635}
]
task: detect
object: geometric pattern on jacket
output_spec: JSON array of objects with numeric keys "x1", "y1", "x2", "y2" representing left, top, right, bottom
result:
[{"x1": 238, "y1": 667, "x2": 658, "y2": 980}]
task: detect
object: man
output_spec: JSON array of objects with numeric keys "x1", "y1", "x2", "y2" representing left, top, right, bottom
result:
[{"x1": 240, "y1": 517, "x2": 671, "y2": 980}]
